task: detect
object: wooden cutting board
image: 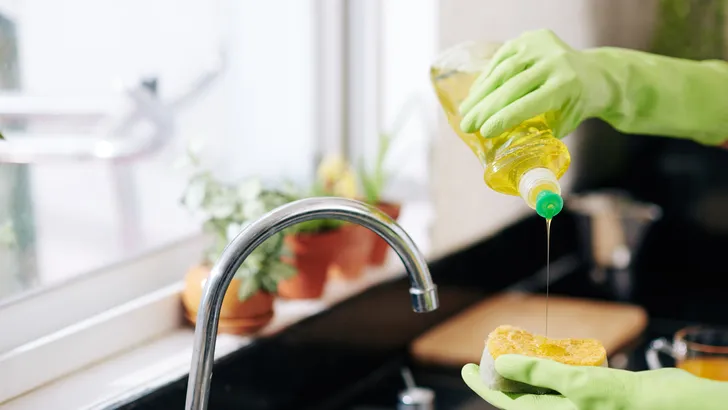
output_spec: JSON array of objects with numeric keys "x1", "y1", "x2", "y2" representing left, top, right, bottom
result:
[{"x1": 410, "y1": 292, "x2": 647, "y2": 367}]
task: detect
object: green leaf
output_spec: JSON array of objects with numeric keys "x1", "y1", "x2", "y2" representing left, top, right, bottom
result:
[
  {"x1": 0, "y1": 131, "x2": 4, "y2": 140},
  {"x1": 238, "y1": 179, "x2": 263, "y2": 201},
  {"x1": 357, "y1": 160, "x2": 378, "y2": 203},
  {"x1": 226, "y1": 223, "x2": 243, "y2": 241},
  {"x1": 355, "y1": 96, "x2": 419, "y2": 204},
  {"x1": 242, "y1": 199, "x2": 265, "y2": 220},
  {"x1": 183, "y1": 177, "x2": 207, "y2": 210},
  {"x1": 241, "y1": 252, "x2": 264, "y2": 275},
  {"x1": 238, "y1": 277, "x2": 260, "y2": 301},
  {"x1": 178, "y1": 153, "x2": 307, "y2": 297},
  {"x1": 292, "y1": 218, "x2": 343, "y2": 234},
  {"x1": 234, "y1": 263, "x2": 252, "y2": 279},
  {"x1": 268, "y1": 260, "x2": 297, "y2": 281},
  {"x1": 206, "y1": 198, "x2": 236, "y2": 219},
  {"x1": 280, "y1": 243, "x2": 294, "y2": 258},
  {"x1": 259, "y1": 274, "x2": 279, "y2": 293}
]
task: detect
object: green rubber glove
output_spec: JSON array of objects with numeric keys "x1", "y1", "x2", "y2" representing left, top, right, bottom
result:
[
  {"x1": 462, "y1": 355, "x2": 728, "y2": 410},
  {"x1": 459, "y1": 29, "x2": 728, "y2": 146}
]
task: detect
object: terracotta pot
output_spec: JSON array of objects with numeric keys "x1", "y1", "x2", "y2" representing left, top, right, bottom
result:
[
  {"x1": 328, "y1": 223, "x2": 376, "y2": 280},
  {"x1": 181, "y1": 265, "x2": 275, "y2": 335},
  {"x1": 368, "y1": 202, "x2": 402, "y2": 266},
  {"x1": 277, "y1": 228, "x2": 343, "y2": 299}
]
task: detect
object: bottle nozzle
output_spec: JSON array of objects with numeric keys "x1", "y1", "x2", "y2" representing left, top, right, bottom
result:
[
  {"x1": 535, "y1": 190, "x2": 563, "y2": 219},
  {"x1": 519, "y1": 168, "x2": 564, "y2": 218}
]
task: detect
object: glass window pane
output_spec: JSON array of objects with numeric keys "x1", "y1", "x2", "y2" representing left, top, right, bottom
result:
[{"x1": 0, "y1": 0, "x2": 318, "y2": 302}]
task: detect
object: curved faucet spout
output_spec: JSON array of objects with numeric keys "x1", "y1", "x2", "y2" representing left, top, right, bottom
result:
[{"x1": 185, "y1": 197, "x2": 439, "y2": 410}]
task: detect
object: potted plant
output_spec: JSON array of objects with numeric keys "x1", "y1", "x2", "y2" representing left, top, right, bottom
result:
[
  {"x1": 178, "y1": 148, "x2": 296, "y2": 334},
  {"x1": 277, "y1": 213, "x2": 343, "y2": 298},
  {"x1": 278, "y1": 155, "x2": 374, "y2": 292},
  {"x1": 275, "y1": 179, "x2": 341, "y2": 298},
  {"x1": 358, "y1": 100, "x2": 417, "y2": 266},
  {"x1": 315, "y1": 155, "x2": 377, "y2": 280}
]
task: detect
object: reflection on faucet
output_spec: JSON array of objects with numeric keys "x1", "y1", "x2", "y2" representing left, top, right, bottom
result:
[{"x1": 184, "y1": 197, "x2": 439, "y2": 410}]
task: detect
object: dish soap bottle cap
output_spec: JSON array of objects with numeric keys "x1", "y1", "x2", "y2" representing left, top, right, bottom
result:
[
  {"x1": 519, "y1": 167, "x2": 564, "y2": 218},
  {"x1": 536, "y1": 190, "x2": 563, "y2": 219}
]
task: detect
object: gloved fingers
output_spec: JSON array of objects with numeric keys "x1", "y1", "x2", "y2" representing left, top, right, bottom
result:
[
  {"x1": 495, "y1": 354, "x2": 593, "y2": 398},
  {"x1": 462, "y1": 364, "x2": 577, "y2": 410},
  {"x1": 462, "y1": 364, "x2": 515, "y2": 409},
  {"x1": 548, "y1": 97, "x2": 582, "y2": 139},
  {"x1": 472, "y1": 40, "x2": 520, "y2": 88},
  {"x1": 460, "y1": 55, "x2": 535, "y2": 116},
  {"x1": 460, "y1": 65, "x2": 549, "y2": 136},
  {"x1": 476, "y1": 83, "x2": 560, "y2": 139}
]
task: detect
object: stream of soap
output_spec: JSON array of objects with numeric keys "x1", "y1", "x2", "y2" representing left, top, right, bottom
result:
[{"x1": 545, "y1": 218, "x2": 552, "y2": 336}]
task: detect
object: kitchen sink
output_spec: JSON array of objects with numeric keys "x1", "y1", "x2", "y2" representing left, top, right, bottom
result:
[
  {"x1": 116, "y1": 357, "x2": 494, "y2": 410},
  {"x1": 308, "y1": 360, "x2": 495, "y2": 410}
]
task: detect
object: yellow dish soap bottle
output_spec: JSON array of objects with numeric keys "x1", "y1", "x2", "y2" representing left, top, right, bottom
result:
[{"x1": 430, "y1": 41, "x2": 570, "y2": 219}]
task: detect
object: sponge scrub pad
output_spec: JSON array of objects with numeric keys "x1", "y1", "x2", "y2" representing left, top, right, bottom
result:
[{"x1": 479, "y1": 325, "x2": 608, "y2": 394}]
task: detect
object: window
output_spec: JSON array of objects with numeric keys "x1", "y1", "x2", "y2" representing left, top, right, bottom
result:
[
  {"x1": 0, "y1": 0, "x2": 323, "y2": 402},
  {"x1": 345, "y1": 0, "x2": 438, "y2": 202},
  {"x1": 0, "y1": 0, "x2": 440, "y2": 405}
]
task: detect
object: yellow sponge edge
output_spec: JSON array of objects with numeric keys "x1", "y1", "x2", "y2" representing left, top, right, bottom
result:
[
  {"x1": 487, "y1": 325, "x2": 607, "y2": 366},
  {"x1": 480, "y1": 325, "x2": 607, "y2": 394}
]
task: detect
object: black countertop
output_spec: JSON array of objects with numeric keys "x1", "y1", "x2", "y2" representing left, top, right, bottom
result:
[{"x1": 116, "y1": 209, "x2": 728, "y2": 410}]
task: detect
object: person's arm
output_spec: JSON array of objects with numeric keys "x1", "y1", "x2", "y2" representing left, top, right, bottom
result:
[
  {"x1": 459, "y1": 29, "x2": 728, "y2": 147},
  {"x1": 588, "y1": 48, "x2": 728, "y2": 145},
  {"x1": 462, "y1": 355, "x2": 728, "y2": 410}
]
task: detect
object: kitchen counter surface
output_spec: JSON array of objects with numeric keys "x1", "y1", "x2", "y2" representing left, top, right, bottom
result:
[{"x1": 117, "y1": 209, "x2": 728, "y2": 410}]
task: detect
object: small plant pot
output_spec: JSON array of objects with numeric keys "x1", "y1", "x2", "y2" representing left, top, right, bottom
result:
[
  {"x1": 328, "y1": 223, "x2": 376, "y2": 280},
  {"x1": 181, "y1": 265, "x2": 275, "y2": 335},
  {"x1": 278, "y1": 228, "x2": 344, "y2": 299},
  {"x1": 368, "y1": 202, "x2": 402, "y2": 266}
]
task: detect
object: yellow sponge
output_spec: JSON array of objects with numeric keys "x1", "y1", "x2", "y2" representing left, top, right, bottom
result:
[{"x1": 480, "y1": 325, "x2": 608, "y2": 394}]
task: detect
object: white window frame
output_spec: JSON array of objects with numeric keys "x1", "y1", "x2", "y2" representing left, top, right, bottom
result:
[
  {"x1": 0, "y1": 234, "x2": 208, "y2": 403},
  {"x1": 343, "y1": 0, "x2": 439, "y2": 203},
  {"x1": 0, "y1": 0, "x2": 440, "y2": 406}
]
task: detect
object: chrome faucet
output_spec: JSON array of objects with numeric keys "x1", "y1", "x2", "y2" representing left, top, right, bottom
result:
[{"x1": 184, "y1": 197, "x2": 439, "y2": 410}]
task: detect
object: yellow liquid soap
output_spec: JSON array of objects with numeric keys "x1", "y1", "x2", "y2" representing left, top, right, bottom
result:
[
  {"x1": 430, "y1": 42, "x2": 571, "y2": 218},
  {"x1": 545, "y1": 218, "x2": 551, "y2": 336},
  {"x1": 535, "y1": 340, "x2": 566, "y2": 357}
]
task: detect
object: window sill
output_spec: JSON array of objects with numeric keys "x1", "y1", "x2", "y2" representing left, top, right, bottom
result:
[{"x1": 2, "y1": 201, "x2": 434, "y2": 410}]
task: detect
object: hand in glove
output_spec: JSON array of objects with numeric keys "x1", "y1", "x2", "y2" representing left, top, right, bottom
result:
[
  {"x1": 462, "y1": 355, "x2": 728, "y2": 410},
  {"x1": 459, "y1": 29, "x2": 728, "y2": 146}
]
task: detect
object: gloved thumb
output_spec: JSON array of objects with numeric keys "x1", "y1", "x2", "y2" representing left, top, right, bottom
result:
[{"x1": 495, "y1": 354, "x2": 590, "y2": 396}]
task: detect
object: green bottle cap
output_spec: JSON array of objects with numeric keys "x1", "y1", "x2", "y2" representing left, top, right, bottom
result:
[{"x1": 535, "y1": 190, "x2": 563, "y2": 219}]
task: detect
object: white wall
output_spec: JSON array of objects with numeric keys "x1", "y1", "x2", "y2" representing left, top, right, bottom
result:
[{"x1": 430, "y1": 0, "x2": 658, "y2": 255}]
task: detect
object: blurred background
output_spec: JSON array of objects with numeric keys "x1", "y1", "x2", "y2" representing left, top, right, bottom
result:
[
  {"x1": 2, "y1": 0, "x2": 726, "y2": 304},
  {"x1": 0, "y1": 0, "x2": 437, "y2": 302}
]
